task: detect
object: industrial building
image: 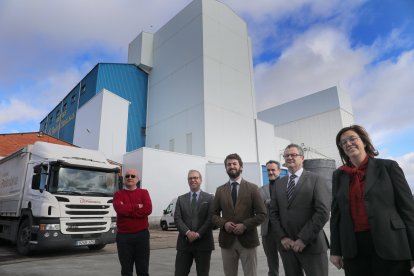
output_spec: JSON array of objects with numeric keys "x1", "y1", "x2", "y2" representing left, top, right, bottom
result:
[{"x1": 39, "y1": 0, "x2": 353, "y2": 219}]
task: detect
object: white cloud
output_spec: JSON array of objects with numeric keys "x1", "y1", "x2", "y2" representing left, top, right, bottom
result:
[
  {"x1": 254, "y1": 26, "x2": 370, "y2": 111},
  {"x1": 0, "y1": 0, "x2": 192, "y2": 88},
  {"x1": 223, "y1": 0, "x2": 365, "y2": 58},
  {"x1": 224, "y1": 0, "x2": 364, "y2": 23},
  {"x1": 351, "y1": 49, "x2": 414, "y2": 132},
  {"x1": 0, "y1": 65, "x2": 85, "y2": 132},
  {"x1": 0, "y1": 98, "x2": 43, "y2": 125}
]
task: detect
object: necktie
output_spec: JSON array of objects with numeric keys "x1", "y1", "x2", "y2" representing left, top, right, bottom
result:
[
  {"x1": 191, "y1": 192, "x2": 197, "y2": 213},
  {"x1": 287, "y1": 174, "x2": 296, "y2": 201},
  {"x1": 231, "y1": 182, "x2": 238, "y2": 207}
]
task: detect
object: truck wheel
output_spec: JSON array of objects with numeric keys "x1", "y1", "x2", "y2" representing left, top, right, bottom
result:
[
  {"x1": 160, "y1": 221, "x2": 168, "y2": 231},
  {"x1": 88, "y1": 244, "x2": 106, "y2": 250},
  {"x1": 17, "y1": 219, "x2": 32, "y2": 255}
]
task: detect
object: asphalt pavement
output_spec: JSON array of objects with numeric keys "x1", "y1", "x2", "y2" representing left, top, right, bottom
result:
[{"x1": 0, "y1": 227, "x2": 345, "y2": 276}]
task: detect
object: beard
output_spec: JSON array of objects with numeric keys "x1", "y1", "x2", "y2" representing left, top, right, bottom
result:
[{"x1": 227, "y1": 168, "x2": 242, "y2": 179}]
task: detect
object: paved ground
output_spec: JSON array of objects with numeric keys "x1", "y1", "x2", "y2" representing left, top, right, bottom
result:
[{"x1": 0, "y1": 227, "x2": 345, "y2": 275}]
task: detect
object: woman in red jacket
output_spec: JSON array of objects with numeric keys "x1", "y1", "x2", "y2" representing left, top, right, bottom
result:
[{"x1": 113, "y1": 168, "x2": 152, "y2": 276}]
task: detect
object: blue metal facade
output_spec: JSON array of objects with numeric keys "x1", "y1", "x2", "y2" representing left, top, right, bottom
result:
[{"x1": 40, "y1": 63, "x2": 148, "y2": 152}]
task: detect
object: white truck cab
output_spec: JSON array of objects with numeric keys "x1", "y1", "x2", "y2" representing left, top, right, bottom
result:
[{"x1": 0, "y1": 142, "x2": 121, "y2": 255}]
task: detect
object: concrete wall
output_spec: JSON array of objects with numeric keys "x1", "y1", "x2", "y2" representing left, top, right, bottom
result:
[
  {"x1": 202, "y1": 0, "x2": 257, "y2": 162},
  {"x1": 73, "y1": 89, "x2": 129, "y2": 163},
  {"x1": 143, "y1": 0, "x2": 258, "y2": 163},
  {"x1": 128, "y1": 32, "x2": 154, "y2": 73},
  {"x1": 256, "y1": 119, "x2": 292, "y2": 164},
  {"x1": 123, "y1": 147, "x2": 207, "y2": 223},
  {"x1": 145, "y1": 0, "x2": 205, "y2": 158},
  {"x1": 258, "y1": 86, "x2": 354, "y2": 166}
]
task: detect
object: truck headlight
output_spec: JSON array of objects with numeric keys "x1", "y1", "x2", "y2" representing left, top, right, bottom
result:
[{"x1": 39, "y1": 224, "x2": 61, "y2": 231}]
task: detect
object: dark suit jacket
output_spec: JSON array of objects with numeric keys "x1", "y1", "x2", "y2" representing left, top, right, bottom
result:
[
  {"x1": 259, "y1": 178, "x2": 279, "y2": 237},
  {"x1": 330, "y1": 158, "x2": 414, "y2": 260},
  {"x1": 270, "y1": 170, "x2": 330, "y2": 254},
  {"x1": 174, "y1": 191, "x2": 215, "y2": 251},
  {"x1": 212, "y1": 179, "x2": 266, "y2": 249}
]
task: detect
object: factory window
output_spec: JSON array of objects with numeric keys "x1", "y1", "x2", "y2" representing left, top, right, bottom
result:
[
  {"x1": 71, "y1": 94, "x2": 76, "y2": 103},
  {"x1": 186, "y1": 133, "x2": 192, "y2": 154},
  {"x1": 63, "y1": 102, "x2": 67, "y2": 112},
  {"x1": 81, "y1": 84, "x2": 86, "y2": 94},
  {"x1": 56, "y1": 110, "x2": 60, "y2": 117},
  {"x1": 169, "y1": 139, "x2": 175, "y2": 152}
]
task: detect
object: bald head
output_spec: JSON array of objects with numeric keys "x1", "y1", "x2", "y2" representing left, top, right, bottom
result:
[{"x1": 124, "y1": 168, "x2": 140, "y2": 190}]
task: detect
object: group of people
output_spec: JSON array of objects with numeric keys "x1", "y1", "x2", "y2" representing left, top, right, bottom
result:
[{"x1": 112, "y1": 125, "x2": 414, "y2": 276}]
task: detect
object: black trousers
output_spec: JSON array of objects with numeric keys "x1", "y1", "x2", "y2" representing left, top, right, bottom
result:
[
  {"x1": 116, "y1": 230, "x2": 150, "y2": 276},
  {"x1": 343, "y1": 231, "x2": 411, "y2": 276},
  {"x1": 174, "y1": 247, "x2": 212, "y2": 276}
]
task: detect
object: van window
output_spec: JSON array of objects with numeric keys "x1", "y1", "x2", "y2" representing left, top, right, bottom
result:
[{"x1": 165, "y1": 203, "x2": 174, "y2": 214}]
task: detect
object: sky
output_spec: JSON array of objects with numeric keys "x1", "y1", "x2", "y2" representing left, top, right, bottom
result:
[{"x1": 0, "y1": 0, "x2": 413, "y2": 187}]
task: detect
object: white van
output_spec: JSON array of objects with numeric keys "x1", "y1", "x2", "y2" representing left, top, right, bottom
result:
[{"x1": 160, "y1": 197, "x2": 177, "y2": 231}]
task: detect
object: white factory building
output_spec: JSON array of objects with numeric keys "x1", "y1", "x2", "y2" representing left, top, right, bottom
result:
[{"x1": 42, "y1": 0, "x2": 354, "y2": 220}]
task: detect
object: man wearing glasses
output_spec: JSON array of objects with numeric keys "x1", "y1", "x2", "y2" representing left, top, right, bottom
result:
[
  {"x1": 269, "y1": 144, "x2": 330, "y2": 276},
  {"x1": 174, "y1": 170, "x2": 214, "y2": 276},
  {"x1": 113, "y1": 169, "x2": 152, "y2": 276}
]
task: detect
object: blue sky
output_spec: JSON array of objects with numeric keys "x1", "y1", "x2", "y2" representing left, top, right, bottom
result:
[{"x1": 0, "y1": 0, "x2": 413, "y2": 186}]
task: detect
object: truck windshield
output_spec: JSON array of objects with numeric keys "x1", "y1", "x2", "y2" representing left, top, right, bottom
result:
[{"x1": 49, "y1": 167, "x2": 117, "y2": 196}]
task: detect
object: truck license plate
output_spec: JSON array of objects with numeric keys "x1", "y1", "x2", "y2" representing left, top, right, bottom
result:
[{"x1": 76, "y1": 240, "x2": 96, "y2": 246}]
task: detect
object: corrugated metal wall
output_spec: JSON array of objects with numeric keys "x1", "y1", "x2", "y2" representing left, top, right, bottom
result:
[{"x1": 39, "y1": 63, "x2": 148, "y2": 152}]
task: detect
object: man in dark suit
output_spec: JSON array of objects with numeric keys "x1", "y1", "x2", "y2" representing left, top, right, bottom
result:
[
  {"x1": 269, "y1": 144, "x2": 330, "y2": 276},
  {"x1": 212, "y1": 153, "x2": 266, "y2": 276},
  {"x1": 259, "y1": 160, "x2": 281, "y2": 276},
  {"x1": 174, "y1": 170, "x2": 214, "y2": 276}
]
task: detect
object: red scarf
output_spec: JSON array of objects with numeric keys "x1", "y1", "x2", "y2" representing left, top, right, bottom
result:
[{"x1": 339, "y1": 156, "x2": 370, "y2": 232}]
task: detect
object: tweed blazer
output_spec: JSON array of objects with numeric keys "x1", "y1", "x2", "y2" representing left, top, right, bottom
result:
[
  {"x1": 212, "y1": 179, "x2": 266, "y2": 249},
  {"x1": 330, "y1": 158, "x2": 414, "y2": 259},
  {"x1": 269, "y1": 171, "x2": 330, "y2": 254},
  {"x1": 174, "y1": 191, "x2": 215, "y2": 251}
]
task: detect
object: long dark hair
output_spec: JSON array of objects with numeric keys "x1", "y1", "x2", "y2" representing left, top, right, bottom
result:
[{"x1": 335, "y1": 125, "x2": 378, "y2": 166}]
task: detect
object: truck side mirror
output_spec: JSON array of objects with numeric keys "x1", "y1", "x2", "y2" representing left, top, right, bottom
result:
[
  {"x1": 32, "y1": 165, "x2": 41, "y2": 190},
  {"x1": 163, "y1": 209, "x2": 168, "y2": 215},
  {"x1": 39, "y1": 165, "x2": 48, "y2": 193}
]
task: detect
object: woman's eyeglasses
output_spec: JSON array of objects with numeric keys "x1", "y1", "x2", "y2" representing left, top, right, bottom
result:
[{"x1": 339, "y1": 136, "x2": 360, "y2": 147}]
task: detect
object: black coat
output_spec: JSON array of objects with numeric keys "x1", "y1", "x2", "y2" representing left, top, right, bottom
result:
[{"x1": 330, "y1": 158, "x2": 414, "y2": 260}]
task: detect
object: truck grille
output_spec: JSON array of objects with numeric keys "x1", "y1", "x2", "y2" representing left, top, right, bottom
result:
[
  {"x1": 64, "y1": 204, "x2": 110, "y2": 216},
  {"x1": 66, "y1": 210, "x2": 108, "y2": 215},
  {"x1": 66, "y1": 205, "x2": 110, "y2": 209},
  {"x1": 60, "y1": 203, "x2": 113, "y2": 234}
]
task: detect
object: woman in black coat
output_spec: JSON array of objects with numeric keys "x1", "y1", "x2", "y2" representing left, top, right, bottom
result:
[{"x1": 330, "y1": 125, "x2": 414, "y2": 276}]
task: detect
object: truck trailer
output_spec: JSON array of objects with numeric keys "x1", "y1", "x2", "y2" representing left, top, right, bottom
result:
[{"x1": 0, "y1": 141, "x2": 121, "y2": 255}]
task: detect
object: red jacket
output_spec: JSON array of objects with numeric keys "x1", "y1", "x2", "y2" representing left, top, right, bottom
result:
[{"x1": 113, "y1": 188, "x2": 152, "y2": 233}]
